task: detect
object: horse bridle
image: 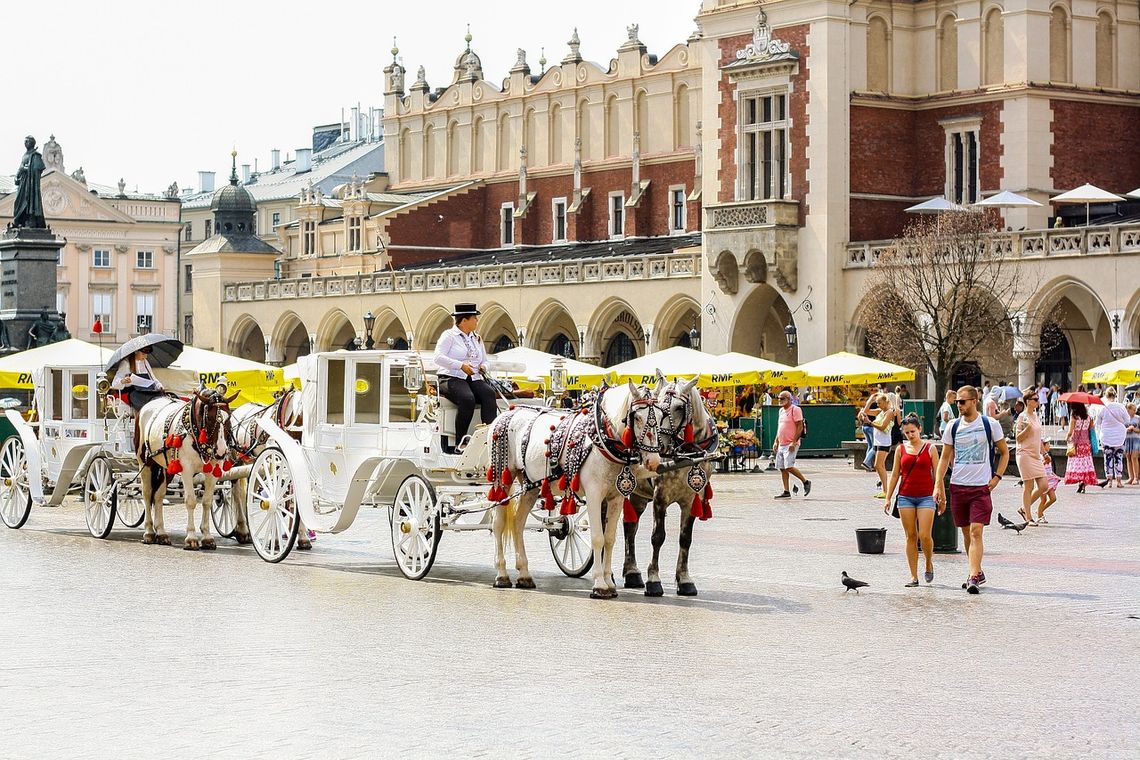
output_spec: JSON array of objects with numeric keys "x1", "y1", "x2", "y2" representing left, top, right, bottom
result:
[
  {"x1": 657, "y1": 382, "x2": 718, "y2": 457},
  {"x1": 591, "y1": 386, "x2": 664, "y2": 464},
  {"x1": 191, "y1": 389, "x2": 235, "y2": 462}
]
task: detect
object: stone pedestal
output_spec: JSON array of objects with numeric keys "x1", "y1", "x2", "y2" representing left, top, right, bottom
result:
[{"x1": 0, "y1": 226, "x2": 65, "y2": 354}]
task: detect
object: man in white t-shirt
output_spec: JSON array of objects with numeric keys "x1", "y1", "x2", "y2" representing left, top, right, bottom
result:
[
  {"x1": 934, "y1": 385, "x2": 1010, "y2": 594},
  {"x1": 1097, "y1": 387, "x2": 1131, "y2": 486}
]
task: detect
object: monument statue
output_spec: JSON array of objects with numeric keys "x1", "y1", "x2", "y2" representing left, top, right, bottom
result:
[
  {"x1": 27, "y1": 310, "x2": 57, "y2": 349},
  {"x1": 10, "y1": 136, "x2": 46, "y2": 229}
]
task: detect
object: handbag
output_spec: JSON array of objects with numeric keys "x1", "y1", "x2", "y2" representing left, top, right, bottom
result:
[{"x1": 1089, "y1": 425, "x2": 1100, "y2": 456}]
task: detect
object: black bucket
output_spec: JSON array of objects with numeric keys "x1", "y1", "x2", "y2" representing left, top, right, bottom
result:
[{"x1": 855, "y1": 527, "x2": 887, "y2": 554}]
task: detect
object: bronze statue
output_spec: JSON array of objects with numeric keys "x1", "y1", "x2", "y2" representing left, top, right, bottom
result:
[
  {"x1": 11, "y1": 136, "x2": 46, "y2": 229},
  {"x1": 27, "y1": 310, "x2": 56, "y2": 349}
]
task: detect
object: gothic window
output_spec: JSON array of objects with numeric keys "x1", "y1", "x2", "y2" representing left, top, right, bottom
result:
[
  {"x1": 939, "y1": 15, "x2": 958, "y2": 91},
  {"x1": 866, "y1": 16, "x2": 890, "y2": 92},
  {"x1": 738, "y1": 92, "x2": 788, "y2": 201},
  {"x1": 549, "y1": 104, "x2": 563, "y2": 164},
  {"x1": 604, "y1": 333, "x2": 637, "y2": 366},
  {"x1": 549, "y1": 333, "x2": 576, "y2": 359},
  {"x1": 1049, "y1": 6, "x2": 1070, "y2": 83},
  {"x1": 491, "y1": 335, "x2": 514, "y2": 354},
  {"x1": 1095, "y1": 12, "x2": 1115, "y2": 87},
  {"x1": 605, "y1": 94, "x2": 620, "y2": 157},
  {"x1": 944, "y1": 121, "x2": 980, "y2": 205},
  {"x1": 983, "y1": 7, "x2": 1004, "y2": 86},
  {"x1": 674, "y1": 84, "x2": 691, "y2": 149}
]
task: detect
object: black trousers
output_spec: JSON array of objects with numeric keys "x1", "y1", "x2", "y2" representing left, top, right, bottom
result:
[{"x1": 439, "y1": 376, "x2": 497, "y2": 443}]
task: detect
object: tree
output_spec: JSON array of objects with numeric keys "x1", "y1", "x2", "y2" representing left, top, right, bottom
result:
[{"x1": 861, "y1": 211, "x2": 1049, "y2": 399}]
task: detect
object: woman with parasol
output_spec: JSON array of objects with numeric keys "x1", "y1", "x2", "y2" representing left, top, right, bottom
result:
[{"x1": 107, "y1": 334, "x2": 184, "y2": 412}]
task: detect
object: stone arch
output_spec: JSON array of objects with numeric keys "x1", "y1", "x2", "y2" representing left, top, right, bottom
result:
[
  {"x1": 1026, "y1": 277, "x2": 1113, "y2": 383},
  {"x1": 709, "y1": 250, "x2": 739, "y2": 295},
  {"x1": 497, "y1": 113, "x2": 511, "y2": 171},
  {"x1": 1122, "y1": 286, "x2": 1140, "y2": 351},
  {"x1": 472, "y1": 116, "x2": 485, "y2": 173},
  {"x1": 866, "y1": 14, "x2": 891, "y2": 92},
  {"x1": 982, "y1": 5, "x2": 1004, "y2": 86},
  {"x1": 674, "y1": 84, "x2": 692, "y2": 149},
  {"x1": 635, "y1": 89, "x2": 650, "y2": 151},
  {"x1": 316, "y1": 308, "x2": 356, "y2": 352},
  {"x1": 1049, "y1": 3, "x2": 1071, "y2": 83},
  {"x1": 742, "y1": 249, "x2": 768, "y2": 284},
  {"x1": 271, "y1": 311, "x2": 311, "y2": 364},
  {"x1": 728, "y1": 284, "x2": 796, "y2": 366},
  {"x1": 527, "y1": 298, "x2": 578, "y2": 355},
  {"x1": 415, "y1": 304, "x2": 453, "y2": 351},
  {"x1": 588, "y1": 296, "x2": 645, "y2": 366},
  {"x1": 424, "y1": 124, "x2": 436, "y2": 179},
  {"x1": 938, "y1": 13, "x2": 958, "y2": 91},
  {"x1": 653, "y1": 295, "x2": 701, "y2": 350},
  {"x1": 1095, "y1": 10, "x2": 1115, "y2": 87},
  {"x1": 478, "y1": 301, "x2": 518, "y2": 352},
  {"x1": 365, "y1": 306, "x2": 408, "y2": 349},
  {"x1": 549, "y1": 103, "x2": 563, "y2": 164},
  {"x1": 229, "y1": 314, "x2": 266, "y2": 362}
]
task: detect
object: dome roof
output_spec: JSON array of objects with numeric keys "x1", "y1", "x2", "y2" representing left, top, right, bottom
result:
[{"x1": 210, "y1": 180, "x2": 256, "y2": 214}]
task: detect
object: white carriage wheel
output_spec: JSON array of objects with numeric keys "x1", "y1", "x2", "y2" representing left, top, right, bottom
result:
[
  {"x1": 210, "y1": 482, "x2": 237, "y2": 539},
  {"x1": 0, "y1": 436, "x2": 32, "y2": 530},
  {"x1": 116, "y1": 482, "x2": 146, "y2": 529},
  {"x1": 389, "y1": 475, "x2": 440, "y2": 581},
  {"x1": 83, "y1": 457, "x2": 118, "y2": 539},
  {"x1": 245, "y1": 448, "x2": 298, "y2": 563},
  {"x1": 548, "y1": 502, "x2": 594, "y2": 578}
]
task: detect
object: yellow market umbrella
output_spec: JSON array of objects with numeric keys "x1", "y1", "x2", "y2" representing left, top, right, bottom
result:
[
  {"x1": 282, "y1": 362, "x2": 302, "y2": 389},
  {"x1": 155, "y1": 346, "x2": 287, "y2": 406},
  {"x1": 701, "y1": 352, "x2": 803, "y2": 387},
  {"x1": 609, "y1": 345, "x2": 719, "y2": 385},
  {"x1": 491, "y1": 346, "x2": 610, "y2": 391},
  {"x1": 0, "y1": 339, "x2": 115, "y2": 389},
  {"x1": 1082, "y1": 353, "x2": 1140, "y2": 386},
  {"x1": 794, "y1": 351, "x2": 915, "y2": 386}
]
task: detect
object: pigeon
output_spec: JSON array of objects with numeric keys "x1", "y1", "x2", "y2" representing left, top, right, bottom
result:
[
  {"x1": 842, "y1": 571, "x2": 869, "y2": 593},
  {"x1": 997, "y1": 512, "x2": 1029, "y2": 534}
]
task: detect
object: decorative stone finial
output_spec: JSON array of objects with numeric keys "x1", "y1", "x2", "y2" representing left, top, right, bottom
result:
[
  {"x1": 465, "y1": 24, "x2": 472, "y2": 49},
  {"x1": 539, "y1": 47, "x2": 547, "y2": 73},
  {"x1": 391, "y1": 36, "x2": 399, "y2": 60},
  {"x1": 43, "y1": 134, "x2": 64, "y2": 173},
  {"x1": 230, "y1": 150, "x2": 239, "y2": 185},
  {"x1": 511, "y1": 48, "x2": 530, "y2": 75},
  {"x1": 117, "y1": 178, "x2": 126, "y2": 196},
  {"x1": 564, "y1": 27, "x2": 582, "y2": 64}
]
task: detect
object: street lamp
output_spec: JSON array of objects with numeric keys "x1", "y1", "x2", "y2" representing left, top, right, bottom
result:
[
  {"x1": 688, "y1": 323, "x2": 701, "y2": 351},
  {"x1": 550, "y1": 355, "x2": 566, "y2": 394},
  {"x1": 363, "y1": 311, "x2": 376, "y2": 349},
  {"x1": 784, "y1": 321, "x2": 798, "y2": 348},
  {"x1": 784, "y1": 286, "x2": 814, "y2": 350}
]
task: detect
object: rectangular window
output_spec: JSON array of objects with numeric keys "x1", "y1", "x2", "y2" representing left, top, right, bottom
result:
[
  {"x1": 739, "y1": 92, "x2": 788, "y2": 201},
  {"x1": 134, "y1": 294, "x2": 155, "y2": 334},
  {"x1": 325, "y1": 359, "x2": 346, "y2": 424},
  {"x1": 388, "y1": 365, "x2": 415, "y2": 423},
  {"x1": 184, "y1": 223, "x2": 193, "y2": 242},
  {"x1": 669, "y1": 187, "x2": 687, "y2": 233},
  {"x1": 184, "y1": 264, "x2": 193, "y2": 293},
  {"x1": 271, "y1": 211, "x2": 281, "y2": 229},
  {"x1": 302, "y1": 221, "x2": 316, "y2": 255},
  {"x1": 552, "y1": 198, "x2": 567, "y2": 243},
  {"x1": 353, "y1": 361, "x2": 382, "y2": 424},
  {"x1": 609, "y1": 192, "x2": 625, "y2": 239},
  {"x1": 501, "y1": 203, "x2": 514, "y2": 246},
  {"x1": 204, "y1": 219, "x2": 212, "y2": 238},
  {"x1": 136, "y1": 250, "x2": 154, "y2": 269},
  {"x1": 92, "y1": 293, "x2": 113, "y2": 332},
  {"x1": 348, "y1": 216, "x2": 362, "y2": 252},
  {"x1": 93, "y1": 249, "x2": 111, "y2": 268},
  {"x1": 945, "y1": 127, "x2": 980, "y2": 205}
]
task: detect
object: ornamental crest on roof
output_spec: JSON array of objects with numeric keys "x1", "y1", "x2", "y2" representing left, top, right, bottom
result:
[{"x1": 736, "y1": 8, "x2": 792, "y2": 63}]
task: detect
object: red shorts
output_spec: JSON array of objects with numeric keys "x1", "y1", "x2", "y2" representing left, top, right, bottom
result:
[{"x1": 949, "y1": 484, "x2": 993, "y2": 527}]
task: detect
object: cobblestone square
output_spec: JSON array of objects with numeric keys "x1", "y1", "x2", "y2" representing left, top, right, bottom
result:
[{"x1": 2, "y1": 460, "x2": 1137, "y2": 758}]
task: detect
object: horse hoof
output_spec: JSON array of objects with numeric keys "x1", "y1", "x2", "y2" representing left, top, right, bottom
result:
[
  {"x1": 677, "y1": 582, "x2": 699, "y2": 597},
  {"x1": 515, "y1": 577, "x2": 536, "y2": 589},
  {"x1": 492, "y1": 577, "x2": 513, "y2": 589},
  {"x1": 200, "y1": 538, "x2": 217, "y2": 551},
  {"x1": 235, "y1": 531, "x2": 252, "y2": 545},
  {"x1": 589, "y1": 587, "x2": 618, "y2": 599},
  {"x1": 644, "y1": 581, "x2": 664, "y2": 597},
  {"x1": 142, "y1": 533, "x2": 155, "y2": 545},
  {"x1": 624, "y1": 572, "x2": 645, "y2": 589},
  {"x1": 296, "y1": 541, "x2": 312, "y2": 551},
  {"x1": 155, "y1": 535, "x2": 171, "y2": 546},
  {"x1": 183, "y1": 541, "x2": 200, "y2": 551}
]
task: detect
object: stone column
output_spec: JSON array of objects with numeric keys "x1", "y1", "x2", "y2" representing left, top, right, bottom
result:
[{"x1": 1014, "y1": 349, "x2": 1038, "y2": 390}]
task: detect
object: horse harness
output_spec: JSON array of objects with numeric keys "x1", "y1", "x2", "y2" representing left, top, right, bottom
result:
[
  {"x1": 143, "y1": 392, "x2": 233, "y2": 478},
  {"x1": 657, "y1": 381, "x2": 718, "y2": 521}
]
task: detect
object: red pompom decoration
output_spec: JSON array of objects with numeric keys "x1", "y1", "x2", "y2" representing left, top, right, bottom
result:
[
  {"x1": 500, "y1": 469, "x2": 513, "y2": 487},
  {"x1": 691, "y1": 494, "x2": 703, "y2": 518},
  {"x1": 558, "y1": 474, "x2": 568, "y2": 490},
  {"x1": 173, "y1": 435, "x2": 183, "y2": 448},
  {"x1": 684, "y1": 424, "x2": 694, "y2": 444},
  {"x1": 623, "y1": 498, "x2": 638, "y2": 523},
  {"x1": 700, "y1": 498, "x2": 713, "y2": 521},
  {"x1": 569, "y1": 473, "x2": 581, "y2": 493},
  {"x1": 198, "y1": 429, "x2": 208, "y2": 444},
  {"x1": 167, "y1": 460, "x2": 183, "y2": 476},
  {"x1": 222, "y1": 459, "x2": 233, "y2": 472},
  {"x1": 486, "y1": 465, "x2": 495, "y2": 483},
  {"x1": 621, "y1": 427, "x2": 634, "y2": 448},
  {"x1": 560, "y1": 494, "x2": 577, "y2": 516},
  {"x1": 212, "y1": 464, "x2": 223, "y2": 478},
  {"x1": 540, "y1": 479, "x2": 555, "y2": 511}
]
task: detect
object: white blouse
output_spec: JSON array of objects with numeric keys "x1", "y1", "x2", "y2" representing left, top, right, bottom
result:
[
  {"x1": 434, "y1": 326, "x2": 488, "y2": 381},
  {"x1": 111, "y1": 357, "x2": 161, "y2": 391}
]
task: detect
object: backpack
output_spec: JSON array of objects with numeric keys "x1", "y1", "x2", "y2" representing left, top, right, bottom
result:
[{"x1": 949, "y1": 416, "x2": 997, "y2": 477}]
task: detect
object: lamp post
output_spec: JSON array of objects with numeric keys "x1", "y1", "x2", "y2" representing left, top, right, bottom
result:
[{"x1": 363, "y1": 311, "x2": 376, "y2": 349}]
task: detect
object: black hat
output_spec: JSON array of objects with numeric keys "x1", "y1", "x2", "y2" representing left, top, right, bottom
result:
[{"x1": 451, "y1": 303, "x2": 481, "y2": 317}]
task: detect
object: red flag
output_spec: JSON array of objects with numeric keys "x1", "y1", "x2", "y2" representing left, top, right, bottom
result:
[{"x1": 92, "y1": 319, "x2": 103, "y2": 334}]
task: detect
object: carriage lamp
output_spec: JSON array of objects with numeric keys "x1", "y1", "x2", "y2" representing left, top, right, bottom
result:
[
  {"x1": 363, "y1": 311, "x2": 376, "y2": 349},
  {"x1": 784, "y1": 321, "x2": 797, "y2": 348},
  {"x1": 550, "y1": 356, "x2": 567, "y2": 394},
  {"x1": 403, "y1": 362, "x2": 423, "y2": 393},
  {"x1": 688, "y1": 323, "x2": 701, "y2": 351}
]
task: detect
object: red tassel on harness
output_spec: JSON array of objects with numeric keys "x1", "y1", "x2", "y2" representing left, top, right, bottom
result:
[
  {"x1": 623, "y1": 497, "x2": 638, "y2": 523},
  {"x1": 690, "y1": 493, "x2": 703, "y2": 518},
  {"x1": 569, "y1": 473, "x2": 580, "y2": 493},
  {"x1": 560, "y1": 493, "x2": 577, "y2": 516},
  {"x1": 500, "y1": 469, "x2": 513, "y2": 488},
  {"x1": 704, "y1": 483, "x2": 714, "y2": 501},
  {"x1": 540, "y1": 478, "x2": 554, "y2": 511},
  {"x1": 621, "y1": 426, "x2": 634, "y2": 448},
  {"x1": 212, "y1": 464, "x2": 223, "y2": 478},
  {"x1": 167, "y1": 460, "x2": 183, "y2": 476},
  {"x1": 222, "y1": 459, "x2": 233, "y2": 472},
  {"x1": 198, "y1": 429, "x2": 208, "y2": 444},
  {"x1": 486, "y1": 465, "x2": 495, "y2": 483},
  {"x1": 558, "y1": 473, "x2": 568, "y2": 491},
  {"x1": 684, "y1": 423, "x2": 695, "y2": 444},
  {"x1": 700, "y1": 498, "x2": 713, "y2": 521},
  {"x1": 173, "y1": 435, "x2": 183, "y2": 448}
]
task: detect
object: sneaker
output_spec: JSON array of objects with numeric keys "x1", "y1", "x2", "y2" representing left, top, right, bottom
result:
[
  {"x1": 803, "y1": 480, "x2": 812, "y2": 496},
  {"x1": 966, "y1": 576, "x2": 980, "y2": 594},
  {"x1": 859, "y1": 463, "x2": 874, "y2": 473},
  {"x1": 1037, "y1": 516, "x2": 1048, "y2": 524},
  {"x1": 904, "y1": 580, "x2": 919, "y2": 588},
  {"x1": 874, "y1": 491, "x2": 886, "y2": 499},
  {"x1": 924, "y1": 570, "x2": 934, "y2": 583},
  {"x1": 774, "y1": 491, "x2": 792, "y2": 499}
]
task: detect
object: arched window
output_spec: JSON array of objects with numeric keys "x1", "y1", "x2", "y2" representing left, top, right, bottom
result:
[
  {"x1": 604, "y1": 333, "x2": 637, "y2": 366},
  {"x1": 635, "y1": 90, "x2": 650, "y2": 151},
  {"x1": 423, "y1": 125, "x2": 435, "y2": 179},
  {"x1": 576, "y1": 99, "x2": 591, "y2": 159},
  {"x1": 525, "y1": 108, "x2": 537, "y2": 164},
  {"x1": 1049, "y1": 6, "x2": 1070, "y2": 83},
  {"x1": 550, "y1": 104, "x2": 563, "y2": 164},
  {"x1": 938, "y1": 15, "x2": 958, "y2": 91},
  {"x1": 491, "y1": 334, "x2": 514, "y2": 353},
  {"x1": 399, "y1": 128, "x2": 411, "y2": 183},
  {"x1": 549, "y1": 333, "x2": 577, "y2": 359},
  {"x1": 472, "y1": 116, "x2": 485, "y2": 173},
  {"x1": 866, "y1": 16, "x2": 890, "y2": 92},
  {"x1": 497, "y1": 113, "x2": 511, "y2": 171},
  {"x1": 983, "y1": 7, "x2": 1004, "y2": 86},
  {"x1": 674, "y1": 84, "x2": 691, "y2": 149},
  {"x1": 1095, "y1": 11, "x2": 1115, "y2": 87},
  {"x1": 446, "y1": 121, "x2": 458, "y2": 176},
  {"x1": 605, "y1": 94, "x2": 620, "y2": 158}
]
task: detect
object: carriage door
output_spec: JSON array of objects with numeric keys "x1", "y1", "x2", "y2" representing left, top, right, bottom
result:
[
  {"x1": 345, "y1": 359, "x2": 384, "y2": 471},
  {"x1": 41, "y1": 369, "x2": 65, "y2": 477},
  {"x1": 312, "y1": 358, "x2": 349, "y2": 502}
]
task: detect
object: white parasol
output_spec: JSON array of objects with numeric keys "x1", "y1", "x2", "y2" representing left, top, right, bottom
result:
[
  {"x1": 1050, "y1": 183, "x2": 1125, "y2": 226},
  {"x1": 974, "y1": 190, "x2": 1043, "y2": 208},
  {"x1": 905, "y1": 196, "x2": 966, "y2": 214}
]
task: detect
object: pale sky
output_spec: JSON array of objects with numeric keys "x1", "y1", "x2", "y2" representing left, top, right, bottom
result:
[{"x1": 4, "y1": 0, "x2": 698, "y2": 194}]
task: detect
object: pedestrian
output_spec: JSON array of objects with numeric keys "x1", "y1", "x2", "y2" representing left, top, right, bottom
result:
[
  {"x1": 773, "y1": 390, "x2": 810, "y2": 499},
  {"x1": 982, "y1": 380, "x2": 992, "y2": 400},
  {"x1": 1037, "y1": 384, "x2": 1050, "y2": 421},
  {"x1": 1055, "y1": 388, "x2": 1069, "y2": 428},
  {"x1": 1063, "y1": 402, "x2": 1098, "y2": 493},
  {"x1": 1049, "y1": 384, "x2": 1061, "y2": 426},
  {"x1": 882, "y1": 415, "x2": 940, "y2": 587},
  {"x1": 1037, "y1": 449, "x2": 1060, "y2": 522},
  {"x1": 897, "y1": 384, "x2": 911, "y2": 401},
  {"x1": 1015, "y1": 391, "x2": 1048, "y2": 525},
  {"x1": 869, "y1": 393, "x2": 896, "y2": 499},
  {"x1": 938, "y1": 389, "x2": 957, "y2": 437},
  {"x1": 1096, "y1": 387, "x2": 1130, "y2": 488},
  {"x1": 1124, "y1": 403, "x2": 1140, "y2": 486},
  {"x1": 857, "y1": 392, "x2": 879, "y2": 473},
  {"x1": 933, "y1": 386, "x2": 1010, "y2": 594}
]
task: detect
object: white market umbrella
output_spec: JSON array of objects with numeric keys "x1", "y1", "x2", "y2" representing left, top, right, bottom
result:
[
  {"x1": 1126, "y1": 188, "x2": 1140, "y2": 199},
  {"x1": 0, "y1": 339, "x2": 115, "y2": 389},
  {"x1": 905, "y1": 196, "x2": 966, "y2": 214},
  {"x1": 608, "y1": 345, "x2": 719, "y2": 384},
  {"x1": 975, "y1": 190, "x2": 1043, "y2": 208},
  {"x1": 489, "y1": 346, "x2": 609, "y2": 390},
  {"x1": 1050, "y1": 183, "x2": 1125, "y2": 226}
]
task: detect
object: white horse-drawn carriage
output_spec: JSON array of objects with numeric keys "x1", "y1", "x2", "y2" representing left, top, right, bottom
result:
[
  {"x1": 242, "y1": 350, "x2": 595, "y2": 579},
  {"x1": 0, "y1": 364, "x2": 146, "y2": 536}
]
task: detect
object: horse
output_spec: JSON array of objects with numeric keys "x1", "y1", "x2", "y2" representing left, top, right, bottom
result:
[
  {"x1": 136, "y1": 388, "x2": 237, "y2": 550},
  {"x1": 486, "y1": 381, "x2": 664, "y2": 599},
  {"x1": 226, "y1": 386, "x2": 307, "y2": 547},
  {"x1": 622, "y1": 374, "x2": 718, "y2": 596}
]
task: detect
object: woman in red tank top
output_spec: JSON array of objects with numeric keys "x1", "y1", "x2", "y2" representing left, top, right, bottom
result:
[{"x1": 883, "y1": 416, "x2": 943, "y2": 587}]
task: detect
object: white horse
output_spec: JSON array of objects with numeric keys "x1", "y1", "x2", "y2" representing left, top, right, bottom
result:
[
  {"x1": 622, "y1": 374, "x2": 718, "y2": 596},
  {"x1": 227, "y1": 386, "x2": 307, "y2": 547},
  {"x1": 136, "y1": 388, "x2": 236, "y2": 550},
  {"x1": 486, "y1": 382, "x2": 664, "y2": 598}
]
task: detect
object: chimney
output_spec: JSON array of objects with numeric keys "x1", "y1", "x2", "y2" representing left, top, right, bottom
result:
[
  {"x1": 241, "y1": 164, "x2": 251, "y2": 183},
  {"x1": 198, "y1": 171, "x2": 215, "y2": 193},
  {"x1": 270, "y1": 149, "x2": 281, "y2": 170},
  {"x1": 351, "y1": 106, "x2": 360, "y2": 142},
  {"x1": 295, "y1": 148, "x2": 312, "y2": 173}
]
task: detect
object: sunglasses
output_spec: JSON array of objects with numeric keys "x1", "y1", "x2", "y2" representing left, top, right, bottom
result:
[{"x1": 955, "y1": 398, "x2": 975, "y2": 405}]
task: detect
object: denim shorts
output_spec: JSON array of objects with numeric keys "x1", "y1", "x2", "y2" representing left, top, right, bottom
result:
[{"x1": 896, "y1": 494, "x2": 936, "y2": 510}]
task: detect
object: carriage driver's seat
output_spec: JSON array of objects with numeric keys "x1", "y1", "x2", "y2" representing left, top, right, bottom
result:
[{"x1": 437, "y1": 395, "x2": 512, "y2": 453}]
